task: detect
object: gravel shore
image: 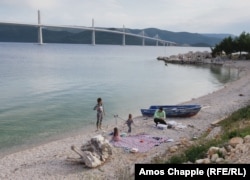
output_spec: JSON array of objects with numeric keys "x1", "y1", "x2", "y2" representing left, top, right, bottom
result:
[{"x1": 1, "y1": 60, "x2": 250, "y2": 180}]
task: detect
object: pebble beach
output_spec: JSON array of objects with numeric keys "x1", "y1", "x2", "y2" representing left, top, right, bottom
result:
[{"x1": 0, "y1": 60, "x2": 250, "y2": 180}]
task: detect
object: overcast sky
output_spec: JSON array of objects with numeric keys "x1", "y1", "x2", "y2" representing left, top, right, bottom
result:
[{"x1": 0, "y1": 0, "x2": 249, "y2": 36}]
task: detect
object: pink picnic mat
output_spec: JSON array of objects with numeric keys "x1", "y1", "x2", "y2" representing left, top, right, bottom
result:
[{"x1": 110, "y1": 133, "x2": 170, "y2": 152}]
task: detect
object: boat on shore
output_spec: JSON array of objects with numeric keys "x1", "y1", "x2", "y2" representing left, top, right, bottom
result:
[{"x1": 140, "y1": 104, "x2": 201, "y2": 117}]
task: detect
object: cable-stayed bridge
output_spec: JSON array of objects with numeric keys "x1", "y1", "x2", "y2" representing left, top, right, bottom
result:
[{"x1": 0, "y1": 10, "x2": 177, "y2": 46}]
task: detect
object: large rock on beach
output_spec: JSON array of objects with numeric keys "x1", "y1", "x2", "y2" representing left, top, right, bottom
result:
[{"x1": 70, "y1": 134, "x2": 112, "y2": 168}]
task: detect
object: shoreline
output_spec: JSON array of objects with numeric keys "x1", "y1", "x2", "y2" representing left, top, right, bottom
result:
[{"x1": 1, "y1": 60, "x2": 250, "y2": 179}]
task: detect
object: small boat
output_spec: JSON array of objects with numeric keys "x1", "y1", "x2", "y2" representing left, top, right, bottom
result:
[{"x1": 140, "y1": 104, "x2": 201, "y2": 117}]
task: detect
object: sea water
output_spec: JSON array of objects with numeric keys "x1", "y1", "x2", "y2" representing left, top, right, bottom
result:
[{"x1": 0, "y1": 43, "x2": 240, "y2": 157}]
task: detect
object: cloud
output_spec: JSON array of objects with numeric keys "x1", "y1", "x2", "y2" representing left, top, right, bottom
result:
[{"x1": 0, "y1": 0, "x2": 249, "y2": 35}]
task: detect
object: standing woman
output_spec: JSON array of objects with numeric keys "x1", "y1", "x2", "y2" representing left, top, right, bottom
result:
[{"x1": 93, "y1": 97, "x2": 105, "y2": 131}]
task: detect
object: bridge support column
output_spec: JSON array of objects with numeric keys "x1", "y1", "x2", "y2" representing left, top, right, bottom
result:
[
  {"x1": 156, "y1": 34, "x2": 159, "y2": 46},
  {"x1": 142, "y1": 30, "x2": 145, "y2": 46},
  {"x1": 37, "y1": 10, "x2": 43, "y2": 45},
  {"x1": 92, "y1": 19, "x2": 95, "y2": 45},
  {"x1": 122, "y1": 25, "x2": 125, "y2": 46}
]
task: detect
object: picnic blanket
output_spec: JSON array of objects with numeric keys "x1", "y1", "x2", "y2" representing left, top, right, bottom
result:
[{"x1": 110, "y1": 133, "x2": 172, "y2": 152}]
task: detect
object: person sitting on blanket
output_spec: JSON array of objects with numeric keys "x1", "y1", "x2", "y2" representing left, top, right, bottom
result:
[
  {"x1": 153, "y1": 107, "x2": 167, "y2": 126},
  {"x1": 112, "y1": 127, "x2": 120, "y2": 142}
]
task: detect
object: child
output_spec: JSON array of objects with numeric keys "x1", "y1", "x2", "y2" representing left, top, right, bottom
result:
[
  {"x1": 125, "y1": 114, "x2": 134, "y2": 133},
  {"x1": 112, "y1": 127, "x2": 120, "y2": 142},
  {"x1": 93, "y1": 97, "x2": 105, "y2": 131}
]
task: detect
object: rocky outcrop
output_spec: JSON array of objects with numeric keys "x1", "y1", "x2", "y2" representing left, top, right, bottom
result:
[
  {"x1": 165, "y1": 134, "x2": 250, "y2": 164},
  {"x1": 68, "y1": 135, "x2": 112, "y2": 168},
  {"x1": 157, "y1": 51, "x2": 224, "y2": 65},
  {"x1": 195, "y1": 135, "x2": 250, "y2": 164}
]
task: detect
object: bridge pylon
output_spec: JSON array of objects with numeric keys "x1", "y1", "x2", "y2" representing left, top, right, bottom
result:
[
  {"x1": 154, "y1": 34, "x2": 159, "y2": 46},
  {"x1": 92, "y1": 19, "x2": 95, "y2": 46},
  {"x1": 122, "y1": 25, "x2": 125, "y2": 46},
  {"x1": 37, "y1": 10, "x2": 43, "y2": 45},
  {"x1": 142, "y1": 30, "x2": 145, "y2": 46}
]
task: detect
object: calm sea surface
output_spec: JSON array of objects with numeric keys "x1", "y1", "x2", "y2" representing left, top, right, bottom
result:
[{"x1": 0, "y1": 43, "x2": 239, "y2": 157}]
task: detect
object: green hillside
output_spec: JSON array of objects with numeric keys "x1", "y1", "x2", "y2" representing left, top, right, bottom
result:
[{"x1": 0, "y1": 24, "x2": 232, "y2": 47}]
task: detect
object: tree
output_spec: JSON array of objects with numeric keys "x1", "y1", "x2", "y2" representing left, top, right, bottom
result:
[
  {"x1": 211, "y1": 31, "x2": 250, "y2": 59},
  {"x1": 220, "y1": 36, "x2": 234, "y2": 55}
]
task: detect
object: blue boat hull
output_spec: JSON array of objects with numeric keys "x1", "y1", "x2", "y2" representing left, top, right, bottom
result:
[{"x1": 141, "y1": 104, "x2": 201, "y2": 117}]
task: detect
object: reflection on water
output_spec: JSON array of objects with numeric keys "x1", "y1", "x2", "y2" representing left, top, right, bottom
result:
[{"x1": 209, "y1": 65, "x2": 240, "y2": 83}]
